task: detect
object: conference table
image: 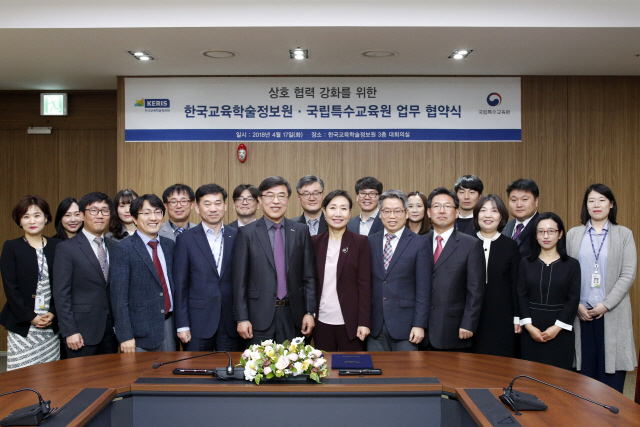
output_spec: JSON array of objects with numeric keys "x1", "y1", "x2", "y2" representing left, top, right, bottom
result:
[{"x1": 0, "y1": 351, "x2": 638, "y2": 426}]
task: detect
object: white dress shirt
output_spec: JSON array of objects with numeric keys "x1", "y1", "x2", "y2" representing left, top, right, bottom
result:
[{"x1": 432, "y1": 227, "x2": 455, "y2": 254}]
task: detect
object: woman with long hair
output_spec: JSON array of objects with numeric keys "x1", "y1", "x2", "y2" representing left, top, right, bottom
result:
[
  {"x1": 53, "y1": 197, "x2": 83, "y2": 240},
  {"x1": 108, "y1": 189, "x2": 138, "y2": 242}
]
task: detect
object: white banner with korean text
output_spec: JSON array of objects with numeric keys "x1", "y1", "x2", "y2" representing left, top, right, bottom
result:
[{"x1": 124, "y1": 77, "x2": 521, "y2": 142}]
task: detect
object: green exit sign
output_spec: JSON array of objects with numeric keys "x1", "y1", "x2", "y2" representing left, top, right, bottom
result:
[{"x1": 40, "y1": 93, "x2": 68, "y2": 116}]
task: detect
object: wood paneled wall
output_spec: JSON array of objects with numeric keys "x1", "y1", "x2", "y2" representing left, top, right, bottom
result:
[{"x1": 0, "y1": 91, "x2": 117, "y2": 351}]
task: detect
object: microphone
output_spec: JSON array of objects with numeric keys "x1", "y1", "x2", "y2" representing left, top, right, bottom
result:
[
  {"x1": 152, "y1": 351, "x2": 220, "y2": 369},
  {"x1": 151, "y1": 351, "x2": 244, "y2": 380},
  {"x1": 501, "y1": 375, "x2": 619, "y2": 415},
  {"x1": 0, "y1": 388, "x2": 57, "y2": 426}
]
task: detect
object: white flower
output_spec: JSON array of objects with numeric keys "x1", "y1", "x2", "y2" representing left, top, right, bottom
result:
[
  {"x1": 275, "y1": 356, "x2": 289, "y2": 370},
  {"x1": 291, "y1": 337, "x2": 305, "y2": 345},
  {"x1": 247, "y1": 361, "x2": 257, "y2": 371},
  {"x1": 311, "y1": 349, "x2": 323, "y2": 358},
  {"x1": 264, "y1": 366, "x2": 272, "y2": 375},
  {"x1": 244, "y1": 366, "x2": 257, "y2": 381},
  {"x1": 313, "y1": 359, "x2": 324, "y2": 368},
  {"x1": 288, "y1": 352, "x2": 299, "y2": 362},
  {"x1": 284, "y1": 369, "x2": 292, "y2": 375},
  {"x1": 242, "y1": 349, "x2": 252, "y2": 360},
  {"x1": 250, "y1": 351, "x2": 261, "y2": 361},
  {"x1": 293, "y1": 362, "x2": 303, "y2": 375},
  {"x1": 264, "y1": 346, "x2": 275, "y2": 357},
  {"x1": 261, "y1": 339, "x2": 274, "y2": 346}
]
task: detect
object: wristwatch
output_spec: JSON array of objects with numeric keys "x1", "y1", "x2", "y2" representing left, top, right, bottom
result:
[{"x1": 306, "y1": 312, "x2": 316, "y2": 319}]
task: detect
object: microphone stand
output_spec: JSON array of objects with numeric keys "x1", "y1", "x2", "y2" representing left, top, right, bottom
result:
[
  {"x1": 0, "y1": 388, "x2": 57, "y2": 426},
  {"x1": 500, "y1": 375, "x2": 619, "y2": 415},
  {"x1": 152, "y1": 351, "x2": 244, "y2": 380}
]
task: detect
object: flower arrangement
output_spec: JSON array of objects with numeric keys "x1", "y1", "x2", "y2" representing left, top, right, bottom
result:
[{"x1": 238, "y1": 337, "x2": 329, "y2": 384}]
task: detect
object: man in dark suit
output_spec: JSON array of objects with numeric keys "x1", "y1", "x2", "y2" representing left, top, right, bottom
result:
[
  {"x1": 425, "y1": 187, "x2": 485, "y2": 351},
  {"x1": 53, "y1": 192, "x2": 118, "y2": 358},
  {"x1": 228, "y1": 184, "x2": 259, "y2": 229},
  {"x1": 292, "y1": 175, "x2": 328, "y2": 236},
  {"x1": 454, "y1": 175, "x2": 483, "y2": 236},
  {"x1": 110, "y1": 194, "x2": 177, "y2": 352},
  {"x1": 501, "y1": 178, "x2": 539, "y2": 258},
  {"x1": 234, "y1": 176, "x2": 317, "y2": 345},
  {"x1": 158, "y1": 184, "x2": 197, "y2": 242},
  {"x1": 367, "y1": 190, "x2": 432, "y2": 351},
  {"x1": 346, "y1": 176, "x2": 384, "y2": 236},
  {"x1": 173, "y1": 184, "x2": 242, "y2": 351}
]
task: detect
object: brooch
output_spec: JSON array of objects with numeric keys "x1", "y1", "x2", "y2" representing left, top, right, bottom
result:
[{"x1": 342, "y1": 247, "x2": 349, "y2": 253}]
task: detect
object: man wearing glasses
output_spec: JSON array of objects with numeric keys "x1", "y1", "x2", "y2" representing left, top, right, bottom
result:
[
  {"x1": 110, "y1": 194, "x2": 177, "y2": 352},
  {"x1": 347, "y1": 176, "x2": 385, "y2": 236},
  {"x1": 425, "y1": 187, "x2": 485, "y2": 351},
  {"x1": 53, "y1": 192, "x2": 118, "y2": 358},
  {"x1": 368, "y1": 190, "x2": 432, "y2": 351},
  {"x1": 234, "y1": 176, "x2": 317, "y2": 345},
  {"x1": 292, "y1": 175, "x2": 327, "y2": 236},
  {"x1": 228, "y1": 184, "x2": 259, "y2": 229},
  {"x1": 159, "y1": 184, "x2": 196, "y2": 241}
]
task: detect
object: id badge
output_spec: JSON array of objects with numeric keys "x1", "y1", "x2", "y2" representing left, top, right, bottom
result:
[
  {"x1": 35, "y1": 295, "x2": 45, "y2": 311},
  {"x1": 591, "y1": 273, "x2": 601, "y2": 288}
]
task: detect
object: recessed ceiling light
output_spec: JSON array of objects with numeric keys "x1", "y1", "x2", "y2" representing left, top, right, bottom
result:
[
  {"x1": 128, "y1": 50, "x2": 155, "y2": 60},
  {"x1": 362, "y1": 50, "x2": 397, "y2": 58},
  {"x1": 448, "y1": 49, "x2": 473, "y2": 59},
  {"x1": 203, "y1": 50, "x2": 236, "y2": 58},
  {"x1": 290, "y1": 48, "x2": 308, "y2": 60}
]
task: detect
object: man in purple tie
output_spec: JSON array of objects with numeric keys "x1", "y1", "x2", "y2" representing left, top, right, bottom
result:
[
  {"x1": 233, "y1": 176, "x2": 317, "y2": 346},
  {"x1": 501, "y1": 179, "x2": 540, "y2": 258},
  {"x1": 424, "y1": 187, "x2": 485, "y2": 351}
]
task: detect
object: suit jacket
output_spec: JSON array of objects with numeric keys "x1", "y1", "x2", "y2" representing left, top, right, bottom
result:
[
  {"x1": 52, "y1": 232, "x2": 116, "y2": 345},
  {"x1": 158, "y1": 221, "x2": 196, "y2": 242},
  {"x1": 426, "y1": 229, "x2": 485, "y2": 349},
  {"x1": 173, "y1": 223, "x2": 238, "y2": 340},
  {"x1": 455, "y1": 217, "x2": 476, "y2": 236},
  {"x1": 567, "y1": 224, "x2": 637, "y2": 373},
  {"x1": 110, "y1": 232, "x2": 175, "y2": 349},
  {"x1": 233, "y1": 217, "x2": 316, "y2": 331},
  {"x1": 369, "y1": 228, "x2": 432, "y2": 340},
  {"x1": 502, "y1": 212, "x2": 539, "y2": 258},
  {"x1": 292, "y1": 212, "x2": 328, "y2": 235},
  {"x1": 0, "y1": 237, "x2": 61, "y2": 337},
  {"x1": 347, "y1": 213, "x2": 384, "y2": 236},
  {"x1": 311, "y1": 230, "x2": 371, "y2": 340}
]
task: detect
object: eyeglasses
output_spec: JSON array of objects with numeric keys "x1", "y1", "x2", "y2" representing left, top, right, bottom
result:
[
  {"x1": 261, "y1": 193, "x2": 289, "y2": 202},
  {"x1": 430, "y1": 204, "x2": 455, "y2": 212},
  {"x1": 380, "y1": 208, "x2": 406, "y2": 217},
  {"x1": 358, "y1": 191, "x2": 379, "y2": 199},
  {"x1": 235, "y1": 197, "x2": 256, "y2": 204},
  {"x1": 86, "y1": 208, "x2": 111, "y2": 217},
  {"x1": 168, "y1": 199, "x2": 191, "y2": 207},
  {"x1": 299, "y1": 191, "x2": 323, "y2": 200},
  {"x1": 139, "y1": 210, "x2": 164, "y2": 218},
  {"x1": 536, "y1": 229, "x2": 559, "y2": 236}
]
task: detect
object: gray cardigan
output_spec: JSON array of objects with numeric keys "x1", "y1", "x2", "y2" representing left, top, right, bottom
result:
[{"x1": 567, "y1": 224, "x2": 637, "y2": 373}]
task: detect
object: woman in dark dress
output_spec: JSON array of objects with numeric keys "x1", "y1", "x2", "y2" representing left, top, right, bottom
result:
[
  {"x1": 518, "y1": 212, "x2": 581, "y2": 370},
  {"x1": 472, "y1": 194, "x2": 521, "y2": 357},
  {"x1": 53, "y1": 197, "x2": 83, "y2": 240}
]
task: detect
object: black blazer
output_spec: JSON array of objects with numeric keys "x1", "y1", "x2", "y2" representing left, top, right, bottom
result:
[
  {"x1": 233, "y1": 217, "x2": 316, "y2": 331},
  {"x1": 311, "y1": 230, "x2": 371, "y2": 340},
  {"x1": 0, "y1": 237, "x2": 61, "y2": 337},
  {"x1": 346, "y1": 213, "x2": 384, "y2": 236},
  {"x1": 292, "y1": 212, "x2": 328, "y2": 235},
  {"x1": 173, "y1": 224, "x2": 238, "y2": 340},
  {"x1": 502, "y1": 212, "x2": 539, "y2": 258},
  {"x1": 425, "y1": 229, "x2": 486, "y2": 349},
  {"x1": 52, "y1": 232, "x2": 116, "y2": 345}
]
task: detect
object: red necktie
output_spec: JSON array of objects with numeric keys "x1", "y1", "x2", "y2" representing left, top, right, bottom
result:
[
  {"x1": 434, "y1": 235, "x2": 444, "y2": 264},
  {"x1": 147, "y1": 241, "x2": 171, "y2": 313}
]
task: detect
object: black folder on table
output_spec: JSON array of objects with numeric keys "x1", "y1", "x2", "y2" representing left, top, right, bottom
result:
[{"x1": 331, "y1": 354, "x2": 374, "y2": 369}]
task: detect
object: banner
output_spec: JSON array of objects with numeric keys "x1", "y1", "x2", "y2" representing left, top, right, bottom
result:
[{"x1": 124, "y1": 77, "x2": 521, "y2": 142}]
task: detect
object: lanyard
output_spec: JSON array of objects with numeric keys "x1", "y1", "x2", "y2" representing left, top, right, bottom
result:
[
  {"x1": 25, "y1": 236, "x2": 46, "y2": 282},
  {"x1": 588, "y1": 228, "x2": 608, "y2": 273},
  {"x1": 211, "y1": 230, "x2": 224, "y2": 272}
]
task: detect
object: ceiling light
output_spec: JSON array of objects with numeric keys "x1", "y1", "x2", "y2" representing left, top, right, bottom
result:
[
  {"x1": 128, "y1": 50, "x2": 155, "y2": 60},
  {"x1": 289, "y1": 48, "x2": 308, "y2": 59},
  {"x1": 362, "y1": 50, "x2": 397, "y2": 58},
  {"x1": 203, "y1": 50, "x2": 236, "y2": 58},
  {"x1": 448, "y1": 49, "x2": 473, "y2": 59}
]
